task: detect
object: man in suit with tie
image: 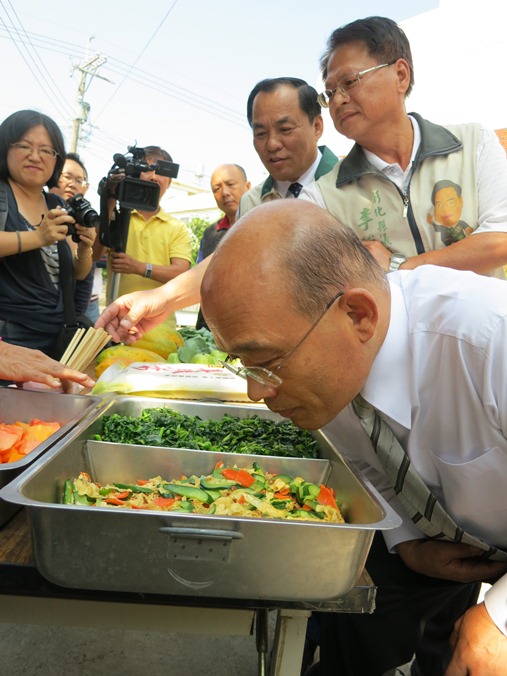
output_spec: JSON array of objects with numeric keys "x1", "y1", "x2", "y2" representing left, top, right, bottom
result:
[
  {"x1": 96, "y1": 77, "x2": 338, "y2": 337},
  {"x1": 238, "y1": 77, "x2": 338, "y2": 216},
  {"x1": 198, "y1": 200, "x2": 507, "y2": 676}
]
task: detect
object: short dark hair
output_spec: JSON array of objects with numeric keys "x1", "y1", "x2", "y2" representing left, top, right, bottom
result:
[
  {"x1": 65, "y1": 152, "x2": 88, "y2": 180},
  {"x1": 0, "y1": 109, "x2": 66, "y2": 188},
  {"x1": 431, "y1": 180, "x2": 462, "y2": 204},
  {"x1": 320, "y1": 16, "x2": 414, "y2": 97},
  {"x1": 246, "y1": 77, "x2": 321, "y2": 127},
  {"x1": 143, "y1": 145, "x2": 173, "y2": 163}
]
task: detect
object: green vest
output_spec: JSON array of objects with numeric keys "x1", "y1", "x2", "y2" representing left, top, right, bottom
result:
[{"x1": 316, "y1": 115, "x2": 505, "y2": 277}]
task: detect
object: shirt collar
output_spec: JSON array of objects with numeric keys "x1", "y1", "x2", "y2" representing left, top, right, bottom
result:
[
  {"x1": 361, "y1": 277, "x2": 412, "y2": 429},
  {"x1": 216, "y1": 215, "x2": 231, "y2": 231},
  {"x1": 363, "y1": 115, "x2": 421, "y2": 191},
  {"x1": 273, "y1": 149, "x2": 322, "y2": 196}
]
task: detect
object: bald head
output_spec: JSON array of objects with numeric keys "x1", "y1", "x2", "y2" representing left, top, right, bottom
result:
[
  {"x1": 201, "y1": 200, "x2": 390, "y2": 430},
  {"x1": 210, "y1": 164, "x2": 250, "y2": 223},
  {"x1": 202, "y1": 200, "x2": 388, "y2": 324}
]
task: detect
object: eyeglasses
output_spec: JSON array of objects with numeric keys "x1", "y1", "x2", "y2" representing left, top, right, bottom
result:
[
  {"x1": 317, "y1": 62, "x2": 395, "y2": 108},
  {"x1": 61, "y1": 172, "x2": 88, "y2": 187},
  {"x1": 220, "y1": 290, "x2": 344, "y2": 387},
  {"x1": 9, "y1": 142, "x2": 59, "y2": 160}
]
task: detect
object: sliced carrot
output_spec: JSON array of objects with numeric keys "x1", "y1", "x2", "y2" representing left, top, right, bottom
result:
[
  {"x1": 317, "y1": 484, "x2": 338, "y2": 510},
  {"x1": 104, "y1": 496, "x2": 126, "y2": 506},
  {"x1": 113, "y1": 490, "x2": 131, "y2": 500},
  {"x1": 153, "y1": 496, "x2": 176, "y2": 508},
  {"x1": 221, "y1": 468, "x2": 255, "y2": 487}
]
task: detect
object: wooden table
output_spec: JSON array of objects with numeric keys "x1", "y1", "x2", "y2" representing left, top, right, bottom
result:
[{"x1": 0, "y1": 508, "x2": 376, "y2": 675}]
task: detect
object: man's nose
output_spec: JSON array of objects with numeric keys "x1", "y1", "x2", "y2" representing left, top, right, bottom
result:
[
  {"x1": 265, "y1": 132, "x2": 283, "y2": 151},
  {"x1": 246, "y1": 378, "x2": 278, "y2": 402}
]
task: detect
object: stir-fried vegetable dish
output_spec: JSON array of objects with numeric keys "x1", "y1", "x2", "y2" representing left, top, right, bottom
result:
[{"x1": 63, "y1": 462, "x2": 345, "y2": 523}]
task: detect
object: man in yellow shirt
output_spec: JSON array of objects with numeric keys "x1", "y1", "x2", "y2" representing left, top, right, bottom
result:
[{"x1": 103, "y1": 146, "x2": 192, "y2": 330}]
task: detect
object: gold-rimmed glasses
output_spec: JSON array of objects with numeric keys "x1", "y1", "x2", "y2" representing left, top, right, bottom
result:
[{"x1": 220, "y1": 290, "x2": 344, "y2": 387}]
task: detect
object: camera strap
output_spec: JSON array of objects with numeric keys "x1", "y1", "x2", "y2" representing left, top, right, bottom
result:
[
  {"x1": 57, "y1": 240, "x2": 79, "y2": 329},
  {"x1": 0, "y1": 181, "x2": 8, "y2": 231}
]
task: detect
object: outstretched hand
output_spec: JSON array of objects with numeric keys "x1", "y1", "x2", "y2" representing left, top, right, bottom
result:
[
  {"x1": 95, "y1": 288, "x2": 171, "y2": 343},
  {"x1": 0, "y1": 342, "x2": 95, "y2": 392}
]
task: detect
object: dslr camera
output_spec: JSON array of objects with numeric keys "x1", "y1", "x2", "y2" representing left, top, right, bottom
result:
[
  {"x1": 102, "y1": 145, "x2": 180, "y2": 212},
  {"x1": 65, "y1": 193, "x2": 100, "y2": 243}
]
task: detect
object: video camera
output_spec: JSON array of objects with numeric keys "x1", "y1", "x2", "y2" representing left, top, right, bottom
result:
[
  {"x1": 65, "y1": 193, "x2": 100, "y2": 243},
  {"x1": 103, "y1": 145, "x2": 179, "y2": 212}
]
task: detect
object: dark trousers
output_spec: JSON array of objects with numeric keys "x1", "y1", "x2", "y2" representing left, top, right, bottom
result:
[{"x1": 318, "y1": 532, "x2": 480, "y2": 676}]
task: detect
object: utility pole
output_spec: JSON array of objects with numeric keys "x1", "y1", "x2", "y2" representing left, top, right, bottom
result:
[{"x1": 70, "y1": 44, "x2": 112, "y2": 152}]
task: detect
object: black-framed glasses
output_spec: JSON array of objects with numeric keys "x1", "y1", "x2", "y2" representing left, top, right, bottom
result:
[
  {"x1": 9, "y1": 142, "x2": 59, "y2": 160},
  {"x1": 220, "y1": 290, "x2": 344, "y2": 387},
  {"x1": 317, "y1": 61, "x2": 396, "y2": 108}
]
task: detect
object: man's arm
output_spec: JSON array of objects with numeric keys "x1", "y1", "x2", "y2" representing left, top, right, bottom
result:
[
  {"x1": 95, "y1": 253, "x2": 213, "y2": 342},
  {"x1": 109, "y1": 252, "x2": 191, "y2": 283},
  {"x1": 365, "y1": 127, "x2": 507, "y2": 275},
  {"x1": 364, "y1": 231, "x2": 507, "y2": 274}
]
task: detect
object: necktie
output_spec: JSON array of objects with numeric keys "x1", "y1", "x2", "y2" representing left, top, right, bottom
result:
[
  {"x1": 352, "y1": 394, "x2": 507, "y2": 561},
  {"x1": 286, "y1": 182, "x2": 303, "y2": 198}
]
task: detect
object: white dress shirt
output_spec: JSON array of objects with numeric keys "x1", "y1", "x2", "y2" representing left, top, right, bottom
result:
[
  {"x1": 274, "y1": 149, "x2": 322, "y2": 198},
  {"x1": 323, "y1": 265, "x2": 507, "y2": 634}
]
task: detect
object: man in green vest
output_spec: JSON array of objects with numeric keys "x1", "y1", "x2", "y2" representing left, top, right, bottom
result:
[{"x1": 303, "y1": 16, "x2": 507, "y2": 279}]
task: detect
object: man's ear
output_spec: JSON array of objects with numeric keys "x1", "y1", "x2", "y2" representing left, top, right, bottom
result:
[
  {"x1": 338, "y1": 288, "x2": 379, "y2": 343},
  {"x1": 395, "y1": 58, "x2": 411, "y2": 96},
  {"x1": 313, "y1": 114, "x2": 324, "y2": 141}
]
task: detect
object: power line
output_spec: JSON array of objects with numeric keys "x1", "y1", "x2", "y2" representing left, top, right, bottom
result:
[
  {"x1": 0, "y1": 0, "x2": 75, "y2": 120},
  {"x1": 95, "y1": 0, "x2": 180, "y2": 121},
  {"x1": 0, "y1": 25, "x2": 247, "y2": 127}
]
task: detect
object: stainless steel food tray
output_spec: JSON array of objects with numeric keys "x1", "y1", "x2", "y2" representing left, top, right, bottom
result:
[
  {"x1": 0, "y1": 388, "x2": 102, "y2": 525},
  {"x1": 0, "y1": 397, "x2": 400, "y2": 602}
]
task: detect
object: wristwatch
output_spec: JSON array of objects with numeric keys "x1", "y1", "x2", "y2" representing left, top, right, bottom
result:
[
  {"x1": 388, "y1": 253, "x2": 407, "y2": 272},
  {"x1": 144, "y1": 262, "x2": 153, "y2": 279}
]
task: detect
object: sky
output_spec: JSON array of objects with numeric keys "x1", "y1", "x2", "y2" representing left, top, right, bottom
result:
[{"x1": 1, "y1": 0, "x2": 506, "y2": 209}]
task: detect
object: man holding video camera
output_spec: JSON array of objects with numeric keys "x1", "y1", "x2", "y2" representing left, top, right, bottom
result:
[{"x1": 95, "y1": 145, "x2": 192, "y2": 331}]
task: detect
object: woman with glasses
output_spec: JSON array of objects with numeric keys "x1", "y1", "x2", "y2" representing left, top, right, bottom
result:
[{"x1": 0, "y1": 110, "x2": 96, "y2": 356}]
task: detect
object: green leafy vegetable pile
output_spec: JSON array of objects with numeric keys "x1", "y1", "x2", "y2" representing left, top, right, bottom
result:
[{"x1": 96, "y1": 408, "x2": 318, "y2": 458}]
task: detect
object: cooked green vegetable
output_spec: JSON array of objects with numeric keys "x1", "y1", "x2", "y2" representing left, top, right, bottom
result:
[{"x1": 96, "y1": 408, "x2": 318, "y2": 459}]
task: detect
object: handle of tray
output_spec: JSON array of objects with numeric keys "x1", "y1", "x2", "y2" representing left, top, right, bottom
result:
[{"x1": 159, "y1": 526, "x2": 244, "y2": 540}]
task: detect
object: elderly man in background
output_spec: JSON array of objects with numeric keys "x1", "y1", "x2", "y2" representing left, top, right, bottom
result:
[
  {"x1": 195, "y1": 163, "x2": 251, "y2": 330},
  {"x1": 302, "y1": 16, "x2": 507, "y2": 277},
  {"x1": 95, "y1": 78, "x2": 338, "y2": 337},
  {"x1": 200, "y1": 199, "x2": 507, "y2": 676}
]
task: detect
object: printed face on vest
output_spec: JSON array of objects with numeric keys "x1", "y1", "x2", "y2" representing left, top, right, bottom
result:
[{"x1": 433, "y1": 186, "x2": 463, "y2": 227}]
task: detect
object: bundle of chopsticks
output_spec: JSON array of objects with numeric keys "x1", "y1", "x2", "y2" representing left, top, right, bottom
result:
[{"x1": 59, "y1": 326, "x2": 111, "y2": 372}]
